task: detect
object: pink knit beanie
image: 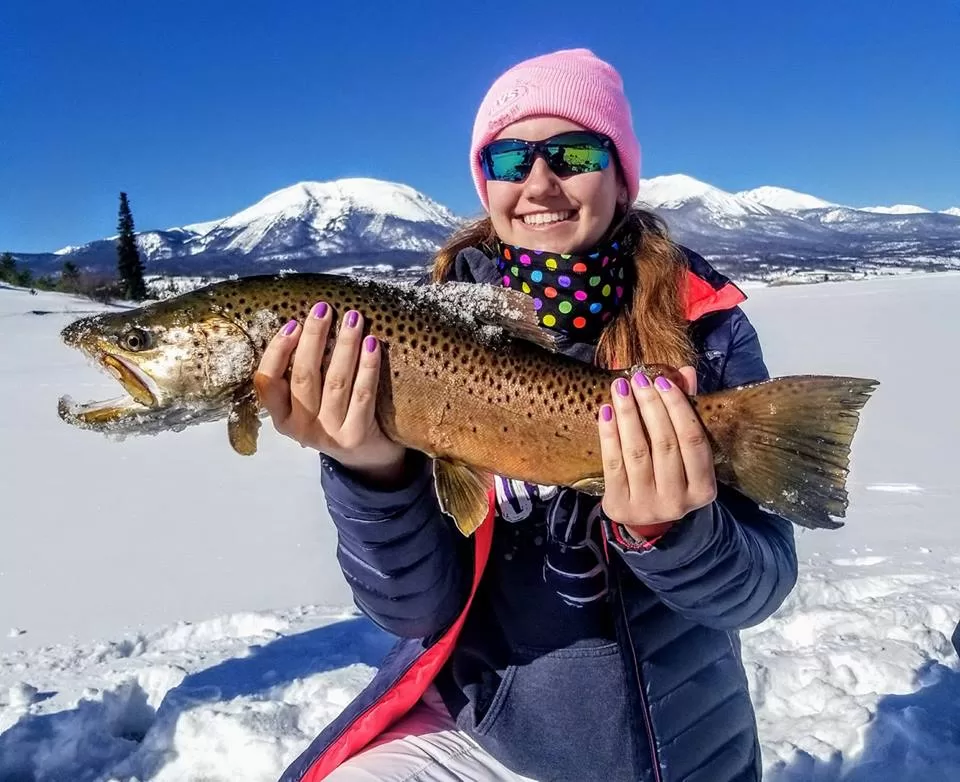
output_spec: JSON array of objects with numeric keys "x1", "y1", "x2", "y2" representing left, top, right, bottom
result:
[{"x1": 470, "y1": 48, "x2": 641, "y2": 211}]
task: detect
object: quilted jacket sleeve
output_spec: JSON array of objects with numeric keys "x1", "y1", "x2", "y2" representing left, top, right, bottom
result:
[
  {"x1": 321, "y1": 452, "x2": 471, "y2": 639},
  {"x1": 605, "y1": 307, "x2": 799, "y2": 630}
]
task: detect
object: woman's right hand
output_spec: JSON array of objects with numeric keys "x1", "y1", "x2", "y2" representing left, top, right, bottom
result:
[{"x1": 253, "y1": 301, "x2": 408, "y2": 484}]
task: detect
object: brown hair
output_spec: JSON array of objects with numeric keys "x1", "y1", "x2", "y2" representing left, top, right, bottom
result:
[{"x1": 429, "y1": 207, "x2": 697, "y2": 370}]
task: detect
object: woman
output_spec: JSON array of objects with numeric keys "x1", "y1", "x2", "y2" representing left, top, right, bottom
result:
[{"x1": 261, "y1": 49, "x2": 798, "y2": 782}]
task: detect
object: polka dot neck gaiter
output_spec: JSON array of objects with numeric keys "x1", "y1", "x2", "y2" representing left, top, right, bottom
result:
[{"x1": 495, "y1": 239, "x2": 629, "y2": 341}]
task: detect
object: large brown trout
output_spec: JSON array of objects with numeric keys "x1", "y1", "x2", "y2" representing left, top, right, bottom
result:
[{"x1": 58, "y1": 272, "x2": 878, "y2": 534}]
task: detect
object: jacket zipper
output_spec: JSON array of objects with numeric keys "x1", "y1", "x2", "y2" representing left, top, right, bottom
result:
[
  {"x1": 602, "y1": 522, "x2": 663, "y2": 782},
  {"x1": 617, "y1": 585, "x2": 663, "y2": 782}
]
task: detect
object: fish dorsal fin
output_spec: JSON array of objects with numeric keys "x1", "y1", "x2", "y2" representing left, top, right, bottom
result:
[
  {"x1": 434, "y1": 459, "x2": 493, "y2": 536},
  {"x1": 425, "y1": 282, "x2": 558, "y2": 352},
  {"x1": 228, "y1": 383, "x2": 261, "y2": 456}
]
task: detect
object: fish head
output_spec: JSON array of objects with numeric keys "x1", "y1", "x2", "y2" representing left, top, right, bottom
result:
[{"x1": 58, "y1": 300, "x2": 258, "y2": 434}]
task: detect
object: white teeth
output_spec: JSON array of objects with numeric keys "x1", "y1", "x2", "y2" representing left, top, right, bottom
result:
[{"x1": 521, "y1": 211, "x2": 574, "y2": 226}]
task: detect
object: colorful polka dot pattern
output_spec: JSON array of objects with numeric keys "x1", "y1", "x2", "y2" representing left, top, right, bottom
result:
[{"x1": 497, "y1": 239, "x2": 628, "y2": 340}]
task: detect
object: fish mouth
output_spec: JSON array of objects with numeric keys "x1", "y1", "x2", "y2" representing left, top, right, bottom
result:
[{"x1": 58, "y1": 350, "x2": 159, "y2": 427}]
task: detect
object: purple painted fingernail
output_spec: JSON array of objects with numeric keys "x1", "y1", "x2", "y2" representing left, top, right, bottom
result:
[
  {"x1": 615, "y1": 378, "x2": 630, "y2": 396},
  {"x1": 633, "y1": 372, "x2": 650, "y2": 388},
  {"x1": 346, "y1": 311, "x2": 359, "y2": 328},
  {"x1": 600, "y1": 404, "x2": 613, "y2": 422},
  {"x1": 655, "y1": 376, "x2": 672, "y2": 391},
  {"x1": 281, "y1": 320, "x2": 297, "y2": 336},
  {"x1": 311, "y1": 301, "x2": 328, "y2": 318},
  {"x1": 364, "y1": 335, "x2": 377, "y2": 353}
]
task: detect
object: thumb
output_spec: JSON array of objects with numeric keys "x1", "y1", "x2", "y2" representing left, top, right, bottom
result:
[{"x1": 677, "y1": 365, "x2": 698, "y2": 396}]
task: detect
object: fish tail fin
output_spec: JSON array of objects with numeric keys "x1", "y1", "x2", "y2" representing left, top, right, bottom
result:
[{"x1": 702, "y1": 375, "x2": 879, "y2": 529}]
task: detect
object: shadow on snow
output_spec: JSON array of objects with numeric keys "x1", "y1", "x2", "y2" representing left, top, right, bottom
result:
[{"x1": 0, "y1": 616, "x2": 393, "y2": 782}]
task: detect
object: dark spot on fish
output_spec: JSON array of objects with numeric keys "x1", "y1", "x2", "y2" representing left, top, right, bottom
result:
[
  {"x1": 502, "y1": 426, "x2": 508, "y2": 433},
  {"x1": 410, "y1": 338, "x2": 418, "y2": 349},
  {"x1": 430, "y1": 336, "x2": 438, "y2": 347},
  {"x1": 398, "y1": 335, "x2": 406, "y2": 344},
  {"x1": 239, "y1": 298, "x2": 246, "y2": 305},
  {"x1": 385, "y1": 327, "x2": 394, "y2": 337},
  {"x1": 244, "y1": 307, "x2": 252, "y2": 315},
  {"x1": 472, "y1": 426, "x2": 477, "y2": 433}
]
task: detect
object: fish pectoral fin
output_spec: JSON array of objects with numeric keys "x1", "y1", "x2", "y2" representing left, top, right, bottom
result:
[
  {"x1": 228, "y1": 384, "x2": 261, "y2": 456},
  {"x1": 571, "y1": 476, "x2": 605, "y2": 496},
  {"x1": 434, "y1": 460, "x2": 493, "y2": 537}
]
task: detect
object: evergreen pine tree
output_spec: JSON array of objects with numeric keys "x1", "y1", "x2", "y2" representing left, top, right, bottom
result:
[
  {"x1": 60, "y1": 260, "x2": 80, "y2": 291},
  {"x1": 116, "y1": 192, "x2": 147, "y2": 300},
  {"x1": 0, "y1": 252, "x2": 16, "y2": 283}
]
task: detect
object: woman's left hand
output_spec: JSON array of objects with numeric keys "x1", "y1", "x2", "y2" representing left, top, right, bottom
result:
[{"x1": 598, "y1": 366, "x2": 717, "y2": 536}]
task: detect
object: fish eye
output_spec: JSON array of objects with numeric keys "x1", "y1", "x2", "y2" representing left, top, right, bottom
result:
[{"x1": 120, "y1": 328, "x2": 151, "y2": 352}]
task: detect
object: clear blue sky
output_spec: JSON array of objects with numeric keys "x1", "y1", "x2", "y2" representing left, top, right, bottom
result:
[{"x1": 2, "y1": 0, "x2": 958, "y2": 253}]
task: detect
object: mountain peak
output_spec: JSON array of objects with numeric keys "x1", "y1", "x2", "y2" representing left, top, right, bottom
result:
[
  {"x1": 860, "y1": 204, "x2": 931, "y2": 215},
  {"x1": 636, "y1": 174, "x2": 771, "y2": 218},
  {"x1": 736, "y1": 185, "x2": 837, "y2": 212},
  {"x1": 215, "y1": 177, "x2": 460, "y2": 232}
]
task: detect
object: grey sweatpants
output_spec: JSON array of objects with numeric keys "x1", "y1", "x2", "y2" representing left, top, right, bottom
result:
[{"x1": 324, "y1": 685, "x2": 539, "y2": 781}]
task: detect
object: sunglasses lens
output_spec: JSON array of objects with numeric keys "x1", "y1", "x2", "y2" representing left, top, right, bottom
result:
[
  {"x1": 547, "y1": 135, "x2": 610, "y2": 176},
  {"x1": 480, "y1": 133, "x2": 612, "y2": 181},
  {"x1": 482, "y1": 142, "x2": 531, "y2": 182}
]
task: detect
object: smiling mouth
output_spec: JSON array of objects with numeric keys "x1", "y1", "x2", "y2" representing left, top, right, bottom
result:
[{"x1": 520, "y1": 210, "x2": 576, "y2": 226}]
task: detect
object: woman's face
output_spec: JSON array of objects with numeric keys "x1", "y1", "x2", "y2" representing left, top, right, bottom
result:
[{"x1": 484, "y1": 117, "x2": 624, "y2": 254}]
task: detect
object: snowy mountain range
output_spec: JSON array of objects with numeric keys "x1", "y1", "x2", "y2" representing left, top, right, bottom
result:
[
  {"x1": 15, "y1": 174, "x2": 960, "y2": 284},
  {"x1": 21, "y1": 179, "x2": 462, "y2": 278}
]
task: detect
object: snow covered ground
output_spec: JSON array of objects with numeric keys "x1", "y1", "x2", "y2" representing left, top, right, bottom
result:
[{"x1": 1, "y1": 272, "x2": 960, "y2": 781}]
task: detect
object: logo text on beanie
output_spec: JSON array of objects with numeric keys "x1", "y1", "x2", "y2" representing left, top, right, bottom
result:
[{"x1": 488, "y1": 81, "x2": 529, "y2": 119}]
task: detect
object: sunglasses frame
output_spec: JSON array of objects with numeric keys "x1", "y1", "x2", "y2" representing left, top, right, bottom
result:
[{"x1": 479, "y1": 130, "x2": 616, "y2": 183}]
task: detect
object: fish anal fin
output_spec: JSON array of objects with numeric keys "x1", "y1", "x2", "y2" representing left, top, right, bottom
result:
[
  {"x1": 228, "y1": 384, "x2": 261, "y2": 456},
  {"x1": 572, "y1": 476, "x2": 605, "y2": 496},
  {"x1": 434, "y1": 460, "x2": 493, "y2": 536}
]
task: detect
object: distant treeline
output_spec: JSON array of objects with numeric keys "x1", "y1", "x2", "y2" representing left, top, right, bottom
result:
[{"x1": 0, "y1": 251, "x2": 126, "y2": 303}]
